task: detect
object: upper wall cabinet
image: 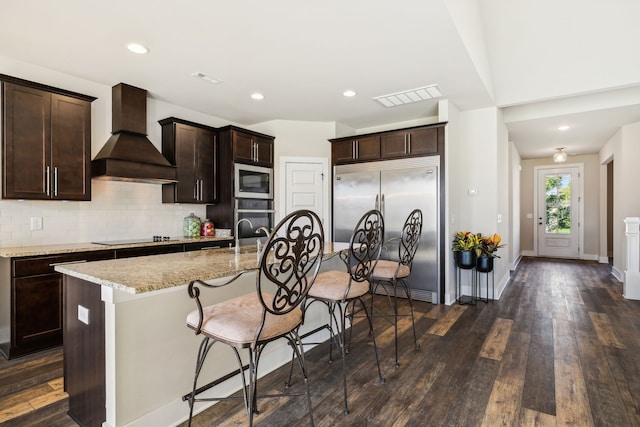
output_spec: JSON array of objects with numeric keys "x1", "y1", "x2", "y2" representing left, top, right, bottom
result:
[
  {"x1": 1, "y1": 76, "x2": 95, "y2": 200},
  {"x1": 159, "y1": 117, "x2": 217, "y2": 204},
  {"x1": 380, "y1": 126, "x2": 438, "y2": 159},
  {"x1": 330, "y1": 123, "x2": 446, "y2": 166},
  {"x1": 219, "y1": 126, "x2": 274, "y2": 167},
  {"x1": 331, "y1": 135, "x2": 380, "y2": 164}
]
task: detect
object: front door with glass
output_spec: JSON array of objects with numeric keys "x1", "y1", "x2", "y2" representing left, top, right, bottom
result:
[{"x1": 536, "y1": 165, "x2": 582, "y2": 258}]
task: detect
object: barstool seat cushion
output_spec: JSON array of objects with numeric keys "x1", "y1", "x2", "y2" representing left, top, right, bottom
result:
[
  {"x1": 308, "y1": 270, "x2": 370, "y2": 301},
  {"x1": 372, "y1": 260, "x2": 411, "y2": 280},
  {"x1": 186, "y1": 292, "x2": 303, "y2": 346}
]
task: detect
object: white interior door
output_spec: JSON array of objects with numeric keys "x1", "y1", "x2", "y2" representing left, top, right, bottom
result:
[
  {"x1": 282, "y1": 159, "x2": 327, "y2": 229},
  {"x1": 536, "y1": 165, "x2": 582, "y2": 258}
]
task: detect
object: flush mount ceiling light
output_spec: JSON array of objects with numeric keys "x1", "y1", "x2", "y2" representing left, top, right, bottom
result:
[
  {"x1": 251, "y1": 92, "x2": 264, "y2": 100},
  {"x1": 343, "y1": 89, "x2": 357, "y2": 97},
  {"x1": 192, "y1": 72, "x2": 222, "y2": 85},
  {"x1": 558, "y1": 125, "x2": 570, "y2": 131},
  {"x1": 373, "y1": 84, "x2": 442, "y2": 107},
  {"x1": 553, "y1": 147, "x2": 567, "y2": 163},
  {"x1": 126, "y1": 43, "x2": 149, "y2": 54}
]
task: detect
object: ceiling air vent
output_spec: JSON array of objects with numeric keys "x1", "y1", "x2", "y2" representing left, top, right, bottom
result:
[{"x1": 373, "y1": 85, "x2": 442, "y2": 107}]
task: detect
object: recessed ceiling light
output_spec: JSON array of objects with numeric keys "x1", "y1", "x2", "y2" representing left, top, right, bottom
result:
[
  {"x1": 251, "y1": 93, "x2": 264, "y2": 100},
  {"x1": 126, "y1": 43, "x2": 149, "y2": 54},
  {"x1": 343, "y1": 90, "x2": 357, "y2": 97},
  {"x1": 192, "y1": 72, "x2": 222, "y2": 85},
  {"x1": 558, "y1": 125, "x2": 570, "y2": 131}
]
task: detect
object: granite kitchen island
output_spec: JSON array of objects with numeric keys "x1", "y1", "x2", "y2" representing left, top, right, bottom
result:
[{"x1": 55, "y1": 243, "x2": 346, "y2": 427}]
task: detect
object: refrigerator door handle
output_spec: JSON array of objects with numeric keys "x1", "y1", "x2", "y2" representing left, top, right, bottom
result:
[
  {"x1": 375, "y1": 194, "x2": 379, "y2": 210},
  {"x1": 381, "y1": 193, "x2": 385, "y2": 217}
]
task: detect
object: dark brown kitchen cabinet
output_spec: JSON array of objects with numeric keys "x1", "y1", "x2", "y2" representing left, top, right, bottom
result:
[
  {"x1": 1, "y1": 250, "x2": 114, "y2": 359},
  {"x1": 381, "y1": 126, "x2": 438, "y2": 159},
  {"x1": 1, "y1": 76, "x2": 94, "y2": 200},
  {"x1": 330, "y1": 123, "x2": 445, "y2": 166},
  {"x1": 160, "y1": 118, "x2": 217, "y2": 204},
  {"x1": 330, "y1": 135, "x2": 380, "y2": 164},
  {"x1": 222, "y1": 126, "x2": 274, "y2": 167}
]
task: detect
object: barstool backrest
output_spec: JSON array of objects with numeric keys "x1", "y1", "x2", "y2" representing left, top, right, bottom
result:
[
  {"x1": 346, "y1": 209, "x2": 384, "y2": 282},
  {"x1": 257, "y1": 209, "x2": 324, "y2": 316},
  {"x1": 398, "y1": 209, "x2": 423, "y2": 267}
]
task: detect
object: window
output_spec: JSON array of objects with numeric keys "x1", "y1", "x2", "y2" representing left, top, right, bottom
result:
[{"x1": 545, "y1": 173, "x2": 571, "y2": 234}]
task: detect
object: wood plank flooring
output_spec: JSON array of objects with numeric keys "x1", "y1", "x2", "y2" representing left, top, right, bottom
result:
[{"x1": 2, "y1": 257, "x2": 640, "y2": 426}]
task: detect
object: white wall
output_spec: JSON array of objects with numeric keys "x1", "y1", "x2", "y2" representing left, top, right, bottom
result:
[
  {"x1": 605, "y1": 121, "x2": 640, "y2": 278},
  {"x1": 509, "y1": 141, "x2": 522, "y2": 268},
  {"x1": 445, "y1": 104, "x2": 510, "y2": 302}
]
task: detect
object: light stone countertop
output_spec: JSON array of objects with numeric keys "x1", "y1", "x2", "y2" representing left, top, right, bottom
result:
[
  {"x1": 0, "y1": 236, "x2": 233, "y2": 258},
  {"x1": 54, "y1": 242, "x2": 348, "y2": 295}
]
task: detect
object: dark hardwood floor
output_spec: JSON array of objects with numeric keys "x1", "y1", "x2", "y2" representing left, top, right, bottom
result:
[{"x1": 2, "y1": 257, "x2": 639, "y2": 426}]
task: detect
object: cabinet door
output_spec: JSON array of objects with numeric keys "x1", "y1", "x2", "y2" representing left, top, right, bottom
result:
[
  {"x1": 232, "y1": 131, "x2": 255, "y2": 163},
  {"x1": 2, "y1": 82, "x2": 51, "y2": 199},
  {"x1": 381, "y1": 131, "x2": 408, "y2": 159},
  {"x1": 406, "y1": 127, "x2": 438, "y2": 156},
  {"x1": 331, "y1": 140, "x2": 355, "y2": 164},
  {"x1": 355, "y1": 135, "x2": 380, "y2": 161},
  {"x1": 13, "y1": 274, "x2": 62, "y2": 354},
  {"x1": 173, "y1": 124, "x2": 199, "y2": 203},
  {"x1": 254, "y1": 136, "x2": 273, "y2": 167},
  {"x1": 195, "y1": 127, "x2": 217, "y2": 203},
  {"x1": 51, "y1": 94, "x2": 91, "y2": 200}
]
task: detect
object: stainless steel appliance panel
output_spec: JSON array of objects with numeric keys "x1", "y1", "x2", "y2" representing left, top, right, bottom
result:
[
  {"x1": 380, "y1": 167, "x2": 438, "y2": 296},
  {"x1": 333, "y1": 170, "x2": 380, "y2": 242},
  {"x1": 333, "y1": 157, "x2": 440, "y2": 302}
]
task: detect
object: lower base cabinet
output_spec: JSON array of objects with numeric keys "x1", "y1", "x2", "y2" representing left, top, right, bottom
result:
[{"x1": 0, "y1": 239, "x2": 232, "y2": 359}]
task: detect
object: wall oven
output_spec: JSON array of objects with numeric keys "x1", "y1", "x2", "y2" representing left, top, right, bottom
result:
[
  {"x1": 234, "y1": 163, "x2": 273, "y2": 199},
  {"x1": 235, "y1": 199, "x2": 275, "y2": 240}
]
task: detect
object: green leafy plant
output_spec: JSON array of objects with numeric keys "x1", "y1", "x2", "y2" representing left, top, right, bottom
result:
[
  {"x1": 478, "y1": 233, "x2": 505, "y2": 258},
  {"x1": 452, "y1": 231, "x2": 480, "y2": 252}
]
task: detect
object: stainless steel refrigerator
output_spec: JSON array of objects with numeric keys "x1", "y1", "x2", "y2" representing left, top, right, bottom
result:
[{"x1": 333, "y1": 157, "x2": 440, "y2": 303}]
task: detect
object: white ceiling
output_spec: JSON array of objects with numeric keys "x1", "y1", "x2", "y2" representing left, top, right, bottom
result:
[{"x1": 1, "y1": 0, "x2": 639, "y2": 159}]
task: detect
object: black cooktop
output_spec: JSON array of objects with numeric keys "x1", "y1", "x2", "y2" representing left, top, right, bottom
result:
[{"x1": 91, "y1": 236, "x2": 173, "y2": 246}]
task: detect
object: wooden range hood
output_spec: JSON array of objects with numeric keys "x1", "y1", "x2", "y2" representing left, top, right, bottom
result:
[{"x1": 91, "y1": 83, "x2": 177, "y2": 183}]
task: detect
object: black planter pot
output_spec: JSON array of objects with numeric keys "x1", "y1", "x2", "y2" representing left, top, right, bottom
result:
[
  {"x1": 476, "y1": 256, "x2": 494, "y2": 273},
  {"x1": 454, "y1": 250, "x2": 477, "y2": 269}
]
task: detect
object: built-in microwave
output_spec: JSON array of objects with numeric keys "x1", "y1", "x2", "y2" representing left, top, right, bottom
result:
[{"x1": 234, "y1": 163, "x2": 273, "y2": 199}]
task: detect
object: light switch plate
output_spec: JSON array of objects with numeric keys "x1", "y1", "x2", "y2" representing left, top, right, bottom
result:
[{"x1": 78, "y1": 305, "x2": 89, "y2": 325}]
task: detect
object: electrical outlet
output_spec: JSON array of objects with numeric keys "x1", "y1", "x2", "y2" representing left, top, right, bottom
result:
[
  {"x1": 468, "y1": 188, "x2": 478, "y2": 196},
  {"x1": 78, "y1": 305, "x2": 89, "y2": 325},
  {"x1": 30, "y1": 217, "x2": 43, "y2": 230}
]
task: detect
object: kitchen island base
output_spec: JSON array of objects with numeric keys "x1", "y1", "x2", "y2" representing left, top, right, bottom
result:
[{"x1": 61, "y1": 252, "x2": 340, "y2": 427}]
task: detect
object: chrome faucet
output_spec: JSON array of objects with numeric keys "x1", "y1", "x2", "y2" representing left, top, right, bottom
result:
[
  {"x1": 235, "y1": 218, "x2": 254, "y2": 254},
  {"x1": 255, "y1": 226, "x2": 271, "y2": 239}
]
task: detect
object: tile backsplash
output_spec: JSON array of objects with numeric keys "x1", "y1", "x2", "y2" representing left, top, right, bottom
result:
[{"x1": 0, "y1": 180, "x2": 207, "y2": 248}]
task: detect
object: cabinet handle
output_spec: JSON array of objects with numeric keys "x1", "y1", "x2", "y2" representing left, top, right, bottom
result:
[
  {"x1": 45, "y1": 166, "x2": 51, "y2": 196},
  {"x1": 199, "y1": 179, "x2": 203, "y2": 201},
  {"x1": 355, "y1": 140, "x2": 359, "y2": 159},
  {"x1": 352, "y1": 141, "x2": 355, "y2": 159},
  {"x1": 255, "y1": 143, "x2": 259, "y2": 163},
  {"x1": 408, "y1": 134, "x2": 411, "y2": 153},
  {"x1": 53, "y1": 167, "x2": 58, "y2": 197},
  {"x1": 194, "y1": 181, "x2": 198, "y2": 200},
  {"x1": 404, "y1": 134, "x2": 408, "y2": 154}
]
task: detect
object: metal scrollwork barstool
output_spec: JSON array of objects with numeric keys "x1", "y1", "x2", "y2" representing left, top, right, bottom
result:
[
  {"x1": 290, "y1": 209, "x2": 385, "y2": 415},
  {"x1": 185, "y1": 209, "x2": 324, "y2": 426},
  {"x1": 370, "y1": 208, "x2": 423, "y2": 367}
]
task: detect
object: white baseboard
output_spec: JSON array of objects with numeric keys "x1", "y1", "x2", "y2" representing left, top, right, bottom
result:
[
  {"x1": 521, "y1": 250, "x2": 536, "y2": 257},
  {"x1": 598, "y1": 256, "x2": 610, "y2": 264},
  {"x1": 612, "y1": 266, "x2": 623, "y2": 282},
  {"x1": 582, "y1": 253, "x2": 599, "y2": 261}
]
